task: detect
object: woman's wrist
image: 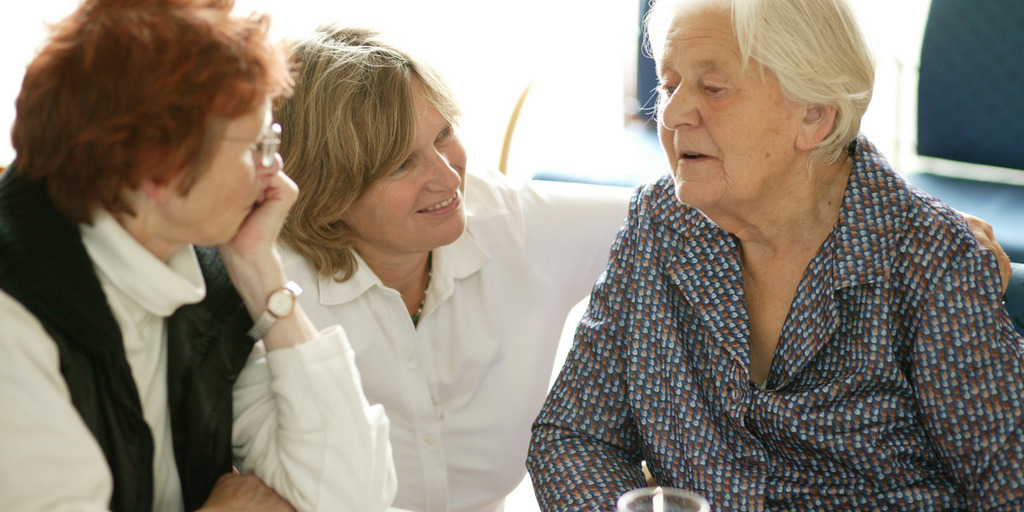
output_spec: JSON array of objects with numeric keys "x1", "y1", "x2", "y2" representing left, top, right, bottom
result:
[{"x1": 218, "y1": 246, "x2": 289, "y2": 318}]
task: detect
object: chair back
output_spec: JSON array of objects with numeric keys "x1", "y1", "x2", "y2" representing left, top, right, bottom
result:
[{"x1": 917, "y1": 0, "x2": 1024, "y2": 171}]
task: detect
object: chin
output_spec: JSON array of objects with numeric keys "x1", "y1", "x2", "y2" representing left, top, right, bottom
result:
[
  {"x1": 197, "y1": 220, "x2": 245, "y2": 248},
  {"x1": 673, "y1": 181, "x2": 714, "y2": 211},
  {"x1": 436, "y1": 216, "x2": 467, "y2": 247}
]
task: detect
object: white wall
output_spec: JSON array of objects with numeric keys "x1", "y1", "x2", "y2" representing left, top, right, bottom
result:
[
  {"x1": 0, "y1": 0, "x2": 930, "y2": 173},
  {"x1": 0, "y1": 0, "x2": 637, "y2": 174}
]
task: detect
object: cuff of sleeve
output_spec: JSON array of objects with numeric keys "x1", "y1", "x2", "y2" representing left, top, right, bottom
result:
[{"x1": 264, "y1": 325, "x2": 352, "y2": 376}]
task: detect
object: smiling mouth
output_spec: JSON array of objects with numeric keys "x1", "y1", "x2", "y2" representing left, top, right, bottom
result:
[
  {"x1": 420, "y1": 194, "x2": 456, "y2": 212},
  {"x1": 681, "y1": 152, "x2": 708, "y2": 159}
]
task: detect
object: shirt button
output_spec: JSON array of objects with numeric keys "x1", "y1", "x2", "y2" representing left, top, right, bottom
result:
[
  {"x1": 736, "y1": 455, "x2": 759, "y2": 468},
  {"x1": 729, "y1": 385, "x2": 744, "y2": 403},
  {"x1": 424, "y1": 436, "x2": 437, "y2": 447}
]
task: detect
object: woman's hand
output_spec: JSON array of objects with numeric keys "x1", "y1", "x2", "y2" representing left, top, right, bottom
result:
[
  {"x1": 218, "y1": 167, "x2": 296, "y2": 318},
  {"x1": 197, "y1": 472, "x2": 296, "y2": 512},
  {"x1": 219, "y1": 164, "x2": 296, "y2": 267},
  {"x1": 218, "y1": 166, "x2": 318, "y2": 349},
  {"x1": 959, "y1": 211, "x2": 1011, "y2": 295}
]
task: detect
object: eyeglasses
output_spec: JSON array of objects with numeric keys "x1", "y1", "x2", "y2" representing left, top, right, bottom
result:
[
  {"x1": 226, "y1": 122, "x2": 282, "y2": 168},
  {"x1": 252, "y1": 122, "x2": 282, "y2": 168}
]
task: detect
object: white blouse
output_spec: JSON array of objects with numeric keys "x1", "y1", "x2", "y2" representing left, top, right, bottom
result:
[
  {"x1": 282, "y1": 170, "x2": 631, "y2": 512},
  {"x1": 0, "y1": 210, "x2": 396, "y2": 512}
]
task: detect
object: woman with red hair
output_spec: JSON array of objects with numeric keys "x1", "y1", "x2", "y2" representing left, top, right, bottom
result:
[{"x1": 0, "y1": 1, "x2": 395, "y2": 511}]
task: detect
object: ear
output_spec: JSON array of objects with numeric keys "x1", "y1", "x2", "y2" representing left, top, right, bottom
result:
[
  {"x1": 795, "y1": 105, "x2": 838, "y2": 152},
  {"x1": 139, "y1": 176, "x2": 174, "y2": 204}
]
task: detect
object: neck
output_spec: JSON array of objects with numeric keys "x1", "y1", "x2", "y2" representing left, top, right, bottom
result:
[
  {"x1": 358, "y1": 249, "x2": 432, "y2": 316},
  {"x1": 717, "y1": 157, "x2": 851, "y2": 260},
  {"x1": 359, "y1": 251, "x2": 429, "y2": 290},
  {"x1": 114, "y1": 206, "x2": 181, "y2": 264}
]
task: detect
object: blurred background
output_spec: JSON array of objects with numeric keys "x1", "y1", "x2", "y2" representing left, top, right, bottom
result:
[{"x1": 1, "y1": 0, "x2": 934, "y2": 183}]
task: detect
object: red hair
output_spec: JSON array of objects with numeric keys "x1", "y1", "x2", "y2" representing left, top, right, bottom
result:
[{"x1": 11, "y1": 0, "x2": 293, "y2": 223}]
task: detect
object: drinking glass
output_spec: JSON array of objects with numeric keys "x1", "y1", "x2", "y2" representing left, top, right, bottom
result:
[{"x1": 616, "y1": 486, "x2": 711, "y2": 512}]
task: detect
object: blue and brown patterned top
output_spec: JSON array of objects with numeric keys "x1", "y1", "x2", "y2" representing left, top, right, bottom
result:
[{"x1": 527, "y1": 137, "x2": 1024, "y2": 511}]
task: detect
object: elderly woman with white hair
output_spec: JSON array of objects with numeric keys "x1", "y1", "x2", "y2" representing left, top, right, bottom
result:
[{"x1": 526, "y1": 0, "x2": 1024, "y2": 510}]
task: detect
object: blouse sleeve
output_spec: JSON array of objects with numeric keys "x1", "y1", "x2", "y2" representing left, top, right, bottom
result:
[
  {"x1": 231, "y1": 325, "x2": 397, "y2": 512},
  {"x1": 909, "y1": 244, "x2": 1024, "y2": 510},
  {"x1": 0, "y1": 291, "x2": 114, "y2": 512},
  {"x1": 527, "y1": 188, "x2": 649, "y2": 512},
  {"x1": 469, "y1": 170, "x2": 631, "y2": 308}
]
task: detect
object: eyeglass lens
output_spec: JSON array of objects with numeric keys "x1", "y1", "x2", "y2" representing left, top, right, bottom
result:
[{"x1": 257, "y1": 123, "x2": 282, "y2": 167}]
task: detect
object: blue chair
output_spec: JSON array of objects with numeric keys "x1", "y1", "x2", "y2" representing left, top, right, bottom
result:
[
  {"x1": 907, "y1": 0, "x2": 1024, "y2": 264},
  {"x1": 906, "y1": 0, "x2": 1024, "y2": 336},
  {"x1": 916, "y1": 0, "x2": 1024, "y2": 171}
]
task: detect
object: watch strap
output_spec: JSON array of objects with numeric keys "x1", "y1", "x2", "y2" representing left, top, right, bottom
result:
[{"x1": 246, "y1": 310, "x2": 278, "y2": 341}]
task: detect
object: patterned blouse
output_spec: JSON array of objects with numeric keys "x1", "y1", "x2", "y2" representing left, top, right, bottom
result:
[{"x1": 527, "y1": 138, "x2": 1024, "y2": 511}]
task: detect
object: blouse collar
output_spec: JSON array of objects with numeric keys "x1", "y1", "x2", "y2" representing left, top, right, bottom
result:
[{"x1": 80, "y1": 209, "x2": 205, "y2": 318}]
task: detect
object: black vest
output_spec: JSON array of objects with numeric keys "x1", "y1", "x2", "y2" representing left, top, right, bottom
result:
[{"x1": 0, "y1": 165, "x2": 256, "y2": 512}]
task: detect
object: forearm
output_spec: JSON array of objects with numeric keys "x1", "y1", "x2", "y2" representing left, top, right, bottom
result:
[
  {"x1": 527, "y1": 300, "x2": 643, "y2": 511},
  {"x1": 232, "y1": 327, "x2": 396, "y2": 512},
  {"x1": 528, "y1": 423, "x2": 646, "y2": 512},
  {"x1": 526, "y1": 191, "x2": 647, "y2": 511},
  {"x1": 220, "y1": 244, "x2": 318, "y2": 351}
]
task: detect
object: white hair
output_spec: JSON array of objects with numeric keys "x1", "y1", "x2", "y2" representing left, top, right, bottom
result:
[{"x1": 644, "y1": 0, "x2": 875, "y2": 165}]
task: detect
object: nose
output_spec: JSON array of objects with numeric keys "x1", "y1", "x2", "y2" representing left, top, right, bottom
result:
[
  {"x1": 658, "y1": 87, "x2": 701, "y2": 131},
  {"x1": 425, "y1": 140, "x2": 466, "y2": 190},
  {"x1": 424, "y1": 151, "x2": 461, "y2": 190}
]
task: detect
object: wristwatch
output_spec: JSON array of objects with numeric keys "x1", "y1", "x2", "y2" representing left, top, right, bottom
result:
[{"x1": 246, "y1": 281, "x2": 303, "y2": 341}]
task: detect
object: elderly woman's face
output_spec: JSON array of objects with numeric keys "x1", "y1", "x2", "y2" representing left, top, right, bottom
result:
[{"x1": 656, "y1": 6, "x2": 806, "y2": 215}]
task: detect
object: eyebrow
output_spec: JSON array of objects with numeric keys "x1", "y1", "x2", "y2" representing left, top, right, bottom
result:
[{"x1": 694, "y1": 59, "x2": 723, "y2": 71}]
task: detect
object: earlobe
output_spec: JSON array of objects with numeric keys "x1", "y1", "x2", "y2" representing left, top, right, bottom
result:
[{"x1": 140, "y1": 178, "x2": 172, "y2": 204}]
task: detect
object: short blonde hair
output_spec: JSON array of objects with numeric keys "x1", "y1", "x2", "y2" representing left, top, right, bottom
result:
[
  {"x1": 275, "y1": 26, "x2": 461, "y2": 281},
  {"x1": 645, "y1": 0, "x2": 874, "y2": 165}
]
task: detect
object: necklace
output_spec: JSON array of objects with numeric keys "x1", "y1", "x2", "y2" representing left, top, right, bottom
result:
[{"x1": 411, "y1": 254, "x2": 432, "y2": 327}]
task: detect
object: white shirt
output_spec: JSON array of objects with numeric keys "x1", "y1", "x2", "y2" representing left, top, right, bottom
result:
[
  {"x1": 0, "y1": 210, "x2": 396, "y2": 512},
  {"x1": 281, "y1": 170, "x2": 630, "y2": 512}
]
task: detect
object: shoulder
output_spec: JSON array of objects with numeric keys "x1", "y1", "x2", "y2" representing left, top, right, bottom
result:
[
  {"x1": 280, "y1": 243, "x2": 321, "y2": 284},
  {"x1": 0, "y1": 290, "x2": 66, "y2": 390},
  {"x1": 896, "y1": 175, "x2": 981, "y2": 266},
  {"x1": 847, "y1": 138, "x2": 975, "y2": 257},
  {"x1": 622, "y1": 173, "x2": 692, "y2": 236},
  {"x1": 848, "y1": 140, "x2": 995, "y2": 288}
]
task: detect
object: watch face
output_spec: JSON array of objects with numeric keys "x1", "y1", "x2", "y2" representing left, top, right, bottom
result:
[{"x1": 267, "y1": 290, "x2": 295, "y2": 317}]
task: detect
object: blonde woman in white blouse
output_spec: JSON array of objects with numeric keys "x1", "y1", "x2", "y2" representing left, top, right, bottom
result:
[{"x1": 273, "y1": 26, "x2": 630, "y2": 512}]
